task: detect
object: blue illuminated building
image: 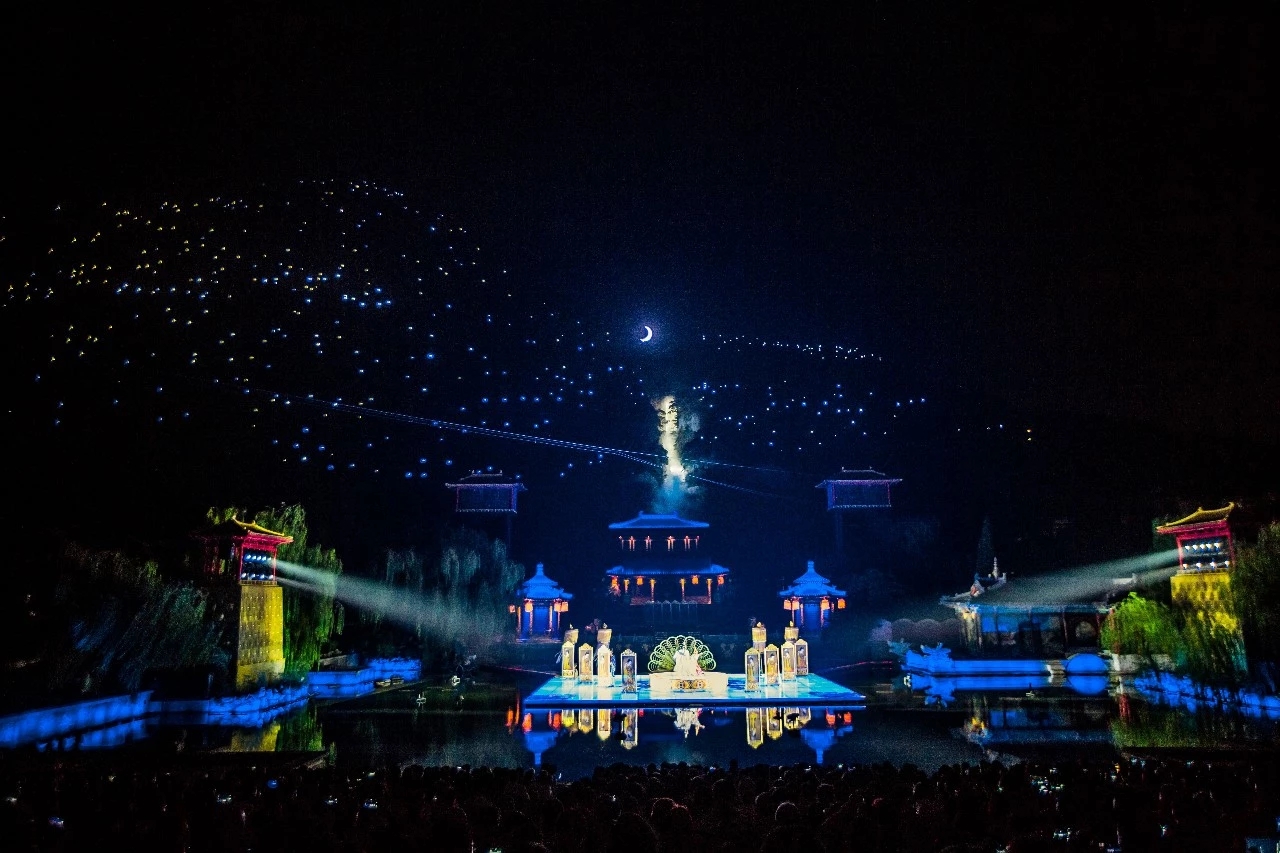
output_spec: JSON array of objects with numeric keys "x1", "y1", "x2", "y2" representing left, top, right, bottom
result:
[
  {"x1": 778, "y1": 560, "x2": 847, "y2": 630},
  {"x1": 603, "y1": 512, "x2": 732, "y2": 627},
  {"x1": 512, "y1": 563, "x2": 573, "y2": 641}
]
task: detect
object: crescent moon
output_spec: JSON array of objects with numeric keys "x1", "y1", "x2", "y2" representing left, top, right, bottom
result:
[{"x1": 640, "y1": 325, "x2": 653, "y2": 342}]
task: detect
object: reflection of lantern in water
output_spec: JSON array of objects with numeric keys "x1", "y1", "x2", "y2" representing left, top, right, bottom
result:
[
  {"x1": 798, "y1": 707, "x2": 812, "y2": 726},
  {"x1": 561, "y1": 627, "x2": 578, "y2": 679},
  {"x1": 783, "y1": 707, "x2": 802, "y2": 731},
  {"x1": 621, "y1": 648, "x2": 637, "y2": 693},
  {"x1": 764, "y1": 644, "x2": 780, "y2": 686},
  {"x1": 578, "y1": 644, "x2": 594, "y2": 684},
  {"x1": 579, "y1": 708, "x2": 594, "y2": 734},
  {"x1": 621, "y1": 709, "x2": 639, "y2": 750},
  {"x1": 562, "y1": 708, "x2": 576, "y2": 729},
  {"x1": 746, "y1": 707, "x2": 765, "y2": 749},
  {"x1": 596, "y1": 707, "x2": 612, "y2": 741},
  {"x1": 744, "y1": 648, "x2": 762, "y2": 691},
  {"x1": 522, "y1": 713, "x2": 533, "y2": 733},
  {"x1": 795, "y1": 634, "x2": 809, "y2": 677},
  {"x1": 766, "y1": 708, "x2": 783, "y2": 740}
]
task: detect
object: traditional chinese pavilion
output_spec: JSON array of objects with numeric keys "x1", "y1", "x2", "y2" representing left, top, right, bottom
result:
[
  {"x1": 192, "y1": 518, "x2": 293, "y2": 692},
  {"x1": 778, "y1": 561, "x2": 847, "y2": 630},
  {"x1": 1156, "y1": 503, "x2": 1244, "y2": 667},
  {"x1": 816, "y1": 468, "x2": 901, "y2": 554},
  {"x1": 939, "y1": 561, "x2": 1113, "y2": 664},
  {"x1": 512, "y1": 562, "x2": 573, "y2": 641},
  {"x1": 604, "y1": 511, "x2": 732, "y2": 626},
  {"x1": 445, "y1": 470, "x2": 526, "y2": 548}
]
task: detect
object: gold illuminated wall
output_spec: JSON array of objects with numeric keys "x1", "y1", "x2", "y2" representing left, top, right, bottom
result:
[
  {"x1": 234, "y1": 583, "x2": 285, "y2": 691},
  {"x1": 1171, "y1": 570, "x2": 1239, "y2": 634}
]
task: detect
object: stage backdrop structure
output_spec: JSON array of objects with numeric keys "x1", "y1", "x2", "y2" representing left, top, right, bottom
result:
[
  {"x1": 192, "y1": 518, "x2": 293, "y2": 692},
  {"x1": 1156, "y1": 503, "x2": 1245, "y2": 671},
  {"x1": 445, "y1": 470, "x2": 526, "y2": 549},
  {"x1": 816, "y1": 468, "x2": 901, "y2": 556},
  {"x1": 604, "y1": 511, "x2": 732, "y2": 627},
  {"x1": 511, "y1": 563, "x2": 573, "y2": 642},
  {"x1": 778, "y1": 560, "x2": 847, "y2": 630},
  {"x1": 917, "y1": 559, "x2": 1113, "y2": 678}
]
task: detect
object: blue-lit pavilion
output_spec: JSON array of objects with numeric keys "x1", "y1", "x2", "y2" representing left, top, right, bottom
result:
[
  {"x1": 513, "y1": 563, "x2": 573, "y2": 641},
  {"x1": 604, "y1": 511, "x2": 732, "y2": 625},
  {"x1": 778, "y1": 561, "x2": 847, "y2": 630}
]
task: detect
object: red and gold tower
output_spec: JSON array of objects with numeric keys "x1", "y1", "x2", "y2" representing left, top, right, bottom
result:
[{"x1": 193, "y1": 518, "x2": 293, "y2": 692}]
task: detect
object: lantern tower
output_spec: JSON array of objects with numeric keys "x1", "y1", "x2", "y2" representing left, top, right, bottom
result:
[{"x1": 192, "y1": 517, "x2": 293, "y2": 692}]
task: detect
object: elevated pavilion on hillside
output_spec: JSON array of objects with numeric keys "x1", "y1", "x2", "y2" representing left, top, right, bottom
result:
[
  {"x1": 816, "y1": 468, "x2": 901, "y2": 554},
  {"x1": 445, "y1": 470, "x2": 526, "y2": 549}
]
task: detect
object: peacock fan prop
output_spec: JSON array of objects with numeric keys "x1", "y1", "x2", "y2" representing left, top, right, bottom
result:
[{"x1": 648, "y1": 636, "x2": 717, "y2": 673}]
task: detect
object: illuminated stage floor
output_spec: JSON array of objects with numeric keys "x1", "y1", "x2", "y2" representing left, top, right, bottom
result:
[{"x1": 523, "y1": 674, "x2": 865, "y2": 709}]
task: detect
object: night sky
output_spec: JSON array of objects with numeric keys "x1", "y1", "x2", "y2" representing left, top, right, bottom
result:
[{"x1": 4, "y1": 8, "x2": 1277, "y2": 593}]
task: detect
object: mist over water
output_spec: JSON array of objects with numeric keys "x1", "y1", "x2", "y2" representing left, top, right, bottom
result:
[{"x1": 276, "y1": 559, "x2": 504, "y2": 646}]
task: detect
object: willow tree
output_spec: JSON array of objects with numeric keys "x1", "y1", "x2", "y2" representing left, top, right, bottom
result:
[
  {"x1": 253, "y1": 504, "x2": 345, "y2": 674},
  {"x1": 1101, "y1": 593, "x2": 1183, "y2": 670},
  {"x1": 414, "y1": 526, "x2": 525, "y2": 665},
  {"x1": 1232, "y1": 522, "x2": 1280, "y2": 689},
  {"x1": 48, "y1": 543, "x2": 227, "y2": 694}
]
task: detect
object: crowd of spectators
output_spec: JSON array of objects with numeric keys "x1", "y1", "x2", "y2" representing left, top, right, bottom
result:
[{"x1": 1, "y1": 754, "x2": 1277, "y2": 852}]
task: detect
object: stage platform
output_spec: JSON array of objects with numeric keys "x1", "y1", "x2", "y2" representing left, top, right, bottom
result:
[{"x1": 523, "y1": 674, "x2": 865, "y2": 709}]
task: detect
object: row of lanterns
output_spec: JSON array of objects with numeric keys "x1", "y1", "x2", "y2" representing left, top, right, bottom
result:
[
  {"x1": 743, "y1": 622, "x2": 809, "y2": 690},
  {"x1": 558, "y1": 621, "x2": 810, "y2": 693}
]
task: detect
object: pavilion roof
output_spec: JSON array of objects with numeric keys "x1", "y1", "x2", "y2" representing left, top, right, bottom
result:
[
  {"x1": 516, "y1": 563, "x2": 573, "y2": 601},
  {"x1": 444, "y1": 470, "x2": 526, "y2": 490},
  {"x1": 815, "y1": 468, "x2": 901, "y2": 486},
  {"x1": 606, "y1": 558, "x2": 730, "y2": 577},
  {"x1": 193, "y1": 517, "x2": 293, "y2": 544},
  {"x1": 608, "y1": 511, "x2": 709, "y2": 530},
  {"x1": 1156, "y1": 502, "x2": 1235, "y2": 533},
  {"x1": 778, "y1": 561, "x2": 846, "y2": 597}
]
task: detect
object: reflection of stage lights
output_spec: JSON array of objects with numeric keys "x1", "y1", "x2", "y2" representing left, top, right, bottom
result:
[
  {"x1": 766, "y1": 709, "x2": 783, "y2": 740},
  {"x1": 674, "y1": 708, "x2": 704, "y2": 738},
  {"x1": 596, "y1": 708, "x2": 612, "y2": 741},
  {"x1": 621, "y1": 709, "x2": 639, "y2": 750},
  {"x1": 579, "y1": 709, "x2": 593, "y2": 734}
]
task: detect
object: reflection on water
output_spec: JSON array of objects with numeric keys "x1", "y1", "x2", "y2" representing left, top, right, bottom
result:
[{"x1": 40, "y1": 671, "x2": 1279, "y2": 777}]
